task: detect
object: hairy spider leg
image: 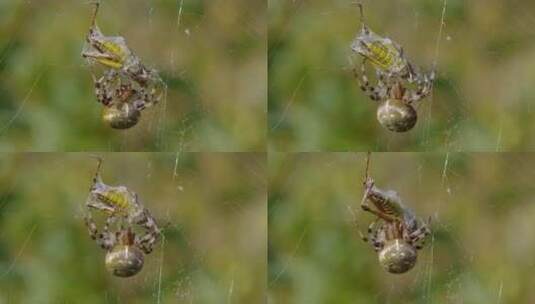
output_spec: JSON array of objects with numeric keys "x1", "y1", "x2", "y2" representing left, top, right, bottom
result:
[
  {"x1": 84, "y1": 211, "x2": 117, "y2": 251},
  {"x1": 353, "y1": 59, "x2": 388, "y2": 102}
]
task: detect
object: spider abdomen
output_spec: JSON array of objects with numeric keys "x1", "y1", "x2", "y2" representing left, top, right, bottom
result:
[
  {"x1": 376, "y1": 99, "x2": 417, "y2": 132},
  {"x1": 378, "y1": 239, "x2": 417, "y2": 274},
  {"x1": 105, "y1": 244, "x2": 144, "y2": 277},
  {"x1": 102, "y1": 103, "x2": 140, "y2": 129}
]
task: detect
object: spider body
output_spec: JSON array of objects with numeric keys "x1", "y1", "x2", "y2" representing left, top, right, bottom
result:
[
  {"x1": 82, "y1": 2, "x2": 165, "y2": 129},
  {"x1": 376, "y1": 99, "x2": 417, "y2": 132},
  {"x1": 84, "y1": 157, "x2": 161, "y2": 275},
  {"x1": 350, "y1": 4, "x2": 434, "y2": 132},
  {"x1": 355, "y1": 157, "x2": 430, "y2": 274},
  {"x1": 105, "y1": 228, "x2": 145, "y2": 277},
  {"x1": 102, "y1": 103, "x2": 140, "y2": 129},
  {"x1": 378, "y1": 240, "x2": 417, "y2": 274}
]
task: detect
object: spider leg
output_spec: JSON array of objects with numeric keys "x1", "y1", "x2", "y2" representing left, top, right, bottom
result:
[
  {"x1": 354, "y1": 216, "x2": 376, "y2": 243},
  {"x1": 130, "y1": 194, "x2": 161, "y2": 254},
  {"x1": 408, "y1": 221, "x2": 431, "y2": 250},
  {"x1": 135, "y1": 220, "x2": 161, "y2": 253},
  {"x1": 403, "y1": 71, "x2": 434, "y2": 104},
  {"x1": 91, "y1": 70, "x2": 119, "y2": 106},
  {"x1": 131, "y1": 96, "x2": 148, "y2": 111},
  {"x1": 100, "y1": 215, "x2": 118, "y2": 250},
  {"x1": 366, "y1": 219, "x2": 384, "y2": 252},
  {"x1": 134, "y1": 209, "x2": 161, "y2": 254},
  {"x1": 84, "y1": 211, "x2": 117, "y2": 251},
  {"x1": 353, "y1": 60, "x2": 386, "y2": 102},
  {"x1": 413, "y1": 231, "x2": 430, "y2": 250},
  {"x1": 84, "y1": 212, "x2": 99, "y2": 241},
  {"x1": 350, "y1": 211, "x2": 369, "y2": 243},
  {"x1": 370, "y1": 222, "x2": 385, "y2": 252},
  {"x1": 137, "y1": 74, "x2": 165, "y2": 110}
]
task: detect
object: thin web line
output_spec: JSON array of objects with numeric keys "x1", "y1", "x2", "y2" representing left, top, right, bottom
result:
[
  {"x1": 173, "y1": 151, "x2": 181, "y2": 181},
  {"x1": 432, "y1": 0, "x2": 448, "y2": 70},
  {"x1": 269, "y1": 228, "x2": 307, "y2": 286},
  {"x1": 441, "y1": 152, "x2": 449, "y2": 188},
  {"x1": 270, "y1": 73, "x2": 307, "y2": 131},
  {"x1": 0, "y1": 224, "x2": 38, "y2": 278},
  {"x1": 497, "y1": 280, "x2": 503, "y2": 304},
  {"x1": 156, "y1": 234, "x2": 166, "y2": 304},
  {"x1": 0, "y1": 71, "x2": 44, "y2": 136},
  {"x1": 227, "y1": 269, "x2": 235, "y2": 304},
  {"x1": 177, "y1": 0, "x2": 184, "y2": 30},
  {"x1": 423, "y1": 0, "x2": 448, "y2": 149},
  {"x1": 156, "y1": 84, "x2": 169, "y2": 150},
  {"x1": 425, "y1": 152, "x2": 450, "y2": 301}
]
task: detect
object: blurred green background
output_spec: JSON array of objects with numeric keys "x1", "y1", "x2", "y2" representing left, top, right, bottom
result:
[
  {"x1": 269, "y1": 0, "x2": 535, "y2": 151},
  {"x1": 0, "y1": 153, "x2": 266, "y2": 303},
  {"x1": 269, "y1": 152, "x2": 535, "y2": 303},
  {"x1": 0, "y1": 0, "x2": 266, "y2": 151}
]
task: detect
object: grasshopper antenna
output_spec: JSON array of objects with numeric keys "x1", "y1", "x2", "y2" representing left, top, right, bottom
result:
[
  {"x1": 88, "y1": 1, "x2": 100, "y2": 27},
  {"x1": 89, "y1": 155, "x2": 104, "y2": 187},
  {"x1": 357, "y1": 2, "x2": 365, "y2": 27},
  {"x1": 363, "y1": 151, "x2": 371, "y2": 184},
  {"x1": 354, "y1": 1, "x2": 368, "y2": 32}
]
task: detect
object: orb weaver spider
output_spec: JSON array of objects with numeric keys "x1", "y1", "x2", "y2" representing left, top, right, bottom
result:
[
  {"x1": 84, "y1": 157, "x2": 161, "y2": 277},
  {"x1": 81, "y1": 1, "x2": 165, "y2": 129},
  {"x1": 350, "y1": 3, "x2": 435, "y2": 132},
  {"x1": 353, "y1": 153, "x2": 431, "y2": 274}
]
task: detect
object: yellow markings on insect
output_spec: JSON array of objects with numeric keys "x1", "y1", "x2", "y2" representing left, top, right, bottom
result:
[
  {"x1": 96, "y1": 58, "x2": 123, "y2": 69},
  {"x1": 98, "y1": 190, "x2": 130, "y2": 212},
  {"x1": 365, "y1": 42, "x2": 395, "y2": 70},
  {"x1": 96, "y1": 41, "x2": 126, "y2": 69}
]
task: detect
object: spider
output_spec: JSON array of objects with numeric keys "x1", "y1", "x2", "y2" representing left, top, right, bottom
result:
[
  {"x1": 354, "y1": 154, "x2": 431, "y2": 274},
  {"x1": 84, "y1": 157, "x2": 161, "y2": 276},
  {"x1": 81, "y1": 2, "x2": 165, "y2": 129},
  {"x1": 93, "y1": 69, "x2": 163, "y2": 129},
  {"x1": 350, "y1": 3, "x2": 435, "y2": 132}
]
